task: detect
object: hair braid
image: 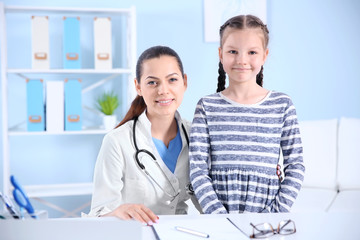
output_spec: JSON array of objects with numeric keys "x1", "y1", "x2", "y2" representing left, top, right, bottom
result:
[
  {"x1": 217, "y1": 61, "x2": 226, "y2": 92},
  {"x1": 256, "y1": 66, "x2": 264, "y2": 87}
]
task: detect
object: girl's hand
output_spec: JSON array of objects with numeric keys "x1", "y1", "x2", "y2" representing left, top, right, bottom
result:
[
  {"x1": 102, "y1": 203, "x2": 159, "y2": 224},
  {"x1": 277, "y1": 164, "x2": 283, "y2": 182}
]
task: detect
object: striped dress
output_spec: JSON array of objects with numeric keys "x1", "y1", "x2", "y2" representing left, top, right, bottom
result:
[{"x1": 189, "y1": 91, "x2": 305, "y2": 214}]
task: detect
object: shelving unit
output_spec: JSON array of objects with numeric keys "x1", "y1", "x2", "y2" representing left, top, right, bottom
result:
[{"x1": 0, "y1": 3, "x2": 137, "y2": 215}]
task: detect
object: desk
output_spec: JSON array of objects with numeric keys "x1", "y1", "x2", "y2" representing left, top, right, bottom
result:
[
  {"x1": 0, "y1": 217, "x2": 142, "y2": 240},
  {"x1": 1, "y1": 212, "x2": 358, "y2": 240},
  {"x1": 143, "y1": 212, "x2": 360, "y2": 239}
]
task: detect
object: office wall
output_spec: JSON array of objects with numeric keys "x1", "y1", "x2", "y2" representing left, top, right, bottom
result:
[{"x1": 0, "y1": 0, "x2": 359, "y2": 217}]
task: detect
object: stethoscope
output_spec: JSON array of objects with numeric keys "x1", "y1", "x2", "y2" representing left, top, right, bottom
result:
[{"x1": 132, "y1": 116, "x2": 193, "y2": 205}]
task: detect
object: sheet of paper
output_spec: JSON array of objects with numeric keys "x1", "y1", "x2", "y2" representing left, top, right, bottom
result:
[{"x1": 153, "y1": 217, "x2": 248, "y2": 240}]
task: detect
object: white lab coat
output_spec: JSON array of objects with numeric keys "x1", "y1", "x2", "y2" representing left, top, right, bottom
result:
[{"x1": 88, "y1": 111, "x2": 201, "y2": 217}]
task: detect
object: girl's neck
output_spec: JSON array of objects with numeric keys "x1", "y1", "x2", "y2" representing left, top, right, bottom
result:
[
  {"x1": 147, "y1": 112, "x2": 177, "y2": 147},
  {"x1": 222, "y1": 81, "x2": 269, "y2": 104}
]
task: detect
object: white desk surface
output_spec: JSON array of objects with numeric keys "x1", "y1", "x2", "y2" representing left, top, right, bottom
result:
[
  {"x1": 143, "y1": 212, "x2": 360, "y2": 240},
  {"x1": 0, "y1": 217, "x2": 142, "y2": 240},
  {"x1": 1, "y1": 212, "x2": 358, "y2": 240}
]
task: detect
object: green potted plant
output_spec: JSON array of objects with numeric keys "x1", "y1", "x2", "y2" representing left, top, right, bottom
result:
[{"x1": 96, "y1": 91, "x2": 119, "y2": 130}]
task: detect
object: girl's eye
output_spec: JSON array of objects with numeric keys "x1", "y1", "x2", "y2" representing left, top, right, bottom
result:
[
  {"x1": 228, "y1": 50, "x2": 237, "y2": 54},
  {"x1": 249, "y1": 51, "x2": 257, "y2": 55}
]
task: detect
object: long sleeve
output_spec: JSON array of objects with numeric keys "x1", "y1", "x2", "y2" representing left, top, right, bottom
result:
[
  {"x1": 189, "y1": 99, "x2": 228, "y2": 214},
  {"x1": 267, "y1": 99, "x2": 305, "y2": 212},
  {"x1": 89, "y1": 133, "x2": 125, "y2": 216}
]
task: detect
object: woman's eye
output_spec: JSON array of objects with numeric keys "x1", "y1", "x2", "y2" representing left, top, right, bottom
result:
[{"x1": 147, "y1": 81, "x2": 156, "y2": 85}]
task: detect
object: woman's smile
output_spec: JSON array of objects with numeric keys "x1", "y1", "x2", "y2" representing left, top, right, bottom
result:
[{"x1": 156, "y1": 98, "x2": 175, "y2": 106}]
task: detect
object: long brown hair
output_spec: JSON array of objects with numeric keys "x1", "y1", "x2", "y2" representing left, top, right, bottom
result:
[
  {"x1": 217, "y1": 15, "x2": 269, "y2": 92},
  {"x1": 115, "y1": 46, "x2": 185, "y2": 128}
]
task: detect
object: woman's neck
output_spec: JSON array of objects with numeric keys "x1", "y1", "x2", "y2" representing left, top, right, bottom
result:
[{"x1": 147, "y1": 112, "x2": 177, "y2": 147}]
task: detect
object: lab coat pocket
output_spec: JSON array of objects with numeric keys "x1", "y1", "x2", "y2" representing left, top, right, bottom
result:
[{"x1": 123, "y1": 178, "x2": 147, "y2": 204}]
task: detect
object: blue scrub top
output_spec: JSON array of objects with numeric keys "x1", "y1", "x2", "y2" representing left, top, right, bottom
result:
[{"x1": 152, "y1": 125, "x2": 182, "y2": 173}]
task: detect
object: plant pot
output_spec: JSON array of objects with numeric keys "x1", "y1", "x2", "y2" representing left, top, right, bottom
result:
[{"x1": 103, "y1": 115, "x2": 117, "y2": 130}]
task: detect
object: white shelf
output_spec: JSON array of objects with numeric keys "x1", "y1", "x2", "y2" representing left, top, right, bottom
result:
[
  {"x1": 1, "y1": 3, "x2": 137, "y2": 205},
  {"x1": 7, "y1": 68, "x2": 132, "y2": 75},
  {"x1": 24, "y1": 182, "x2": 93, "y2": 198},
  {"x1": 8, "y1": 129, "x2": 109, "y2": 136},
  {"x1": 5, "y1": 5, "x2": 133, "y2": 15}
]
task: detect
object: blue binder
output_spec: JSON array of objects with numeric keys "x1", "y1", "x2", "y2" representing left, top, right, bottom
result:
[
  {"x1": 26, "y1": 79, "x2": 45, "y2": 131},
  {"x1": 63, "y1": 17, "x2": 81, "y2": 69},
  {"x1": 64, "y1": 79, "x2": 82, "y2": 131}
]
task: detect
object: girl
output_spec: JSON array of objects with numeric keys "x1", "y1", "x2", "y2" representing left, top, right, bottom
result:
[
  {"x1": 88, "y1": 46, "x2": 200, "y2": 223},
  {"x1": 189, "y1": 15, "x2": 305, "y2": 214}
]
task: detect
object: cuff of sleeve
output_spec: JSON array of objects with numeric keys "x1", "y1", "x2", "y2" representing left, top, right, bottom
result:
[{"x1": 85, "y1": 206, "x2": 113, "y2": 217}]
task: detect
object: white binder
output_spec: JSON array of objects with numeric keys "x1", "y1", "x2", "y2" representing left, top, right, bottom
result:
[
  {"x1": 94, "y1": 17, "x2": 112, "y2": 69},
  {"x1": 46, "y1": 81, "x2": 64, "y2": 132},
  {"x1": 31, "y1": 16, "x2": 50, "y2": 69}
]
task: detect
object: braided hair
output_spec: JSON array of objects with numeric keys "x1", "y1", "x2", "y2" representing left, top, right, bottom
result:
[{"x1": 216, "y1": 15, "x2": 269, "y2": 92}]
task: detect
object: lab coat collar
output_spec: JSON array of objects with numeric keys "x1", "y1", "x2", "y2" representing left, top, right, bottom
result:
[{"x1": 137, "y1": 110, "x2": 184, "y2": 137}]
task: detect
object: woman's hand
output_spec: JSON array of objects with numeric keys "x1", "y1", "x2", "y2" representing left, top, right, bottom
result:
[{"x1": 102, "y1": 203, "x2": 159, "y2": 224}]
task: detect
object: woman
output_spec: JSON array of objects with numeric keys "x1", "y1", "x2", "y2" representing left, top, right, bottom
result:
[{"x1": 87, "y1": 46, "x2": 201, "y2": 224}]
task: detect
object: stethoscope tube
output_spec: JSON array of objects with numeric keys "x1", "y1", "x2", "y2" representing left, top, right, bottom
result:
[{"x1": 133, "y1": 116, "x2": 190, "y2": 204}]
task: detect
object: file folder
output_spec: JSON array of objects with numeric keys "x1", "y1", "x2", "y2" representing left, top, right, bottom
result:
[
  {"x1": 26, "y1": 79, "x2": 45, "y2": 131},
  {"x1": 46, "y1": 81, "x2": 64, "y2": 133},
  {"x1": 31, "y1": 16, "x2": 50, "y2": 69},
  {"x1": 94, "y1": 17, "x2": 112, "y2": 69},
  {"x1": 64, "y1": 79, "x2": 82, "y2": 131},
  {"x1": 63, "y1": 17, "x2": 81, "y2": 69}
]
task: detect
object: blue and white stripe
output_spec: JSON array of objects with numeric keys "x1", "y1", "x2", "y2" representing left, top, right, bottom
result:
[{"x1": 189, "y1": 91, "x2": 305, "y2": 214}]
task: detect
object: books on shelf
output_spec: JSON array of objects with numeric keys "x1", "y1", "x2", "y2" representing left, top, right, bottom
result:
[
  {"x1": 30, "y1": 14, "x2": 116, "y2": 70},
  {"x1": 31, "y1": 16, "x2": 50, "y2": 69},
  {"x1": 63, "y1": 17, "x2": 81, "y2": 69},
  {"x1": 45, "y1": 81, "x2": 64, "y2": 133},
  {"x1": 25, "y1": 79, "x2": 85, "y2": 133},
  {"x1": 26, "y1": 79, "x2": 45, "y2": 132},
  {"x1": 94, "y1": 17, "x2": 113, "y2": 69},
  {"x1": 64, "y1": 79, "x2": 82, "y2": 131}
]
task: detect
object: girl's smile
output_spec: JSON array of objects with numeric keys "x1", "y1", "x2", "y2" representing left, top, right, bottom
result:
[{"x1": 232, "y1": 66, "x2": 252, "y2": 72}]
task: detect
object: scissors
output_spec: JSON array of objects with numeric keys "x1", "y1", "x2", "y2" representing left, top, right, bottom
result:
[{"x1": 10, "y1": 175, "x2": 37, "y2": 219}]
